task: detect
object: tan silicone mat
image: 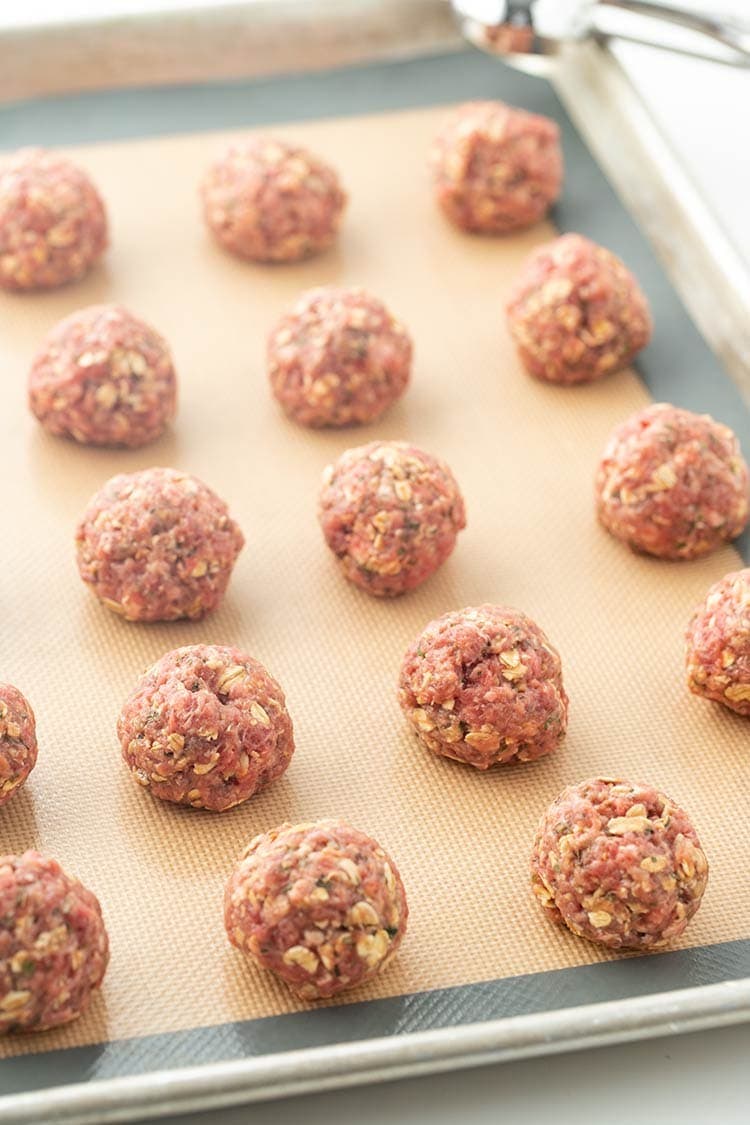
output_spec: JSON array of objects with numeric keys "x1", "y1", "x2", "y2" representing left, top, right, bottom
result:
[{"x1": 1, "y1": 105, "x2": 748, "y2": 1061}]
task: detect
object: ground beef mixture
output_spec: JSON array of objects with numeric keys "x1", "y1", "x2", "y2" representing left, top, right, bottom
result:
[
  {"x1": 0, "y1": 148, "x2": 107, "y2": 291},
  {"x1": 483, "y1": 24, "x2": 536, "y2": 54},
  {"x1": 0, "y1": 851, "x2": 109, "y2": 1033},
  {"x1": 506, "y1": 233, "x2": 652, "y2": 385},
  {"x1": 201, "y1": 137, "x2": 346, "y2": 263},
  {"x1": 531, "y1": 777, "x2": 708, "y2": 951},
  {"x1": 595, "y1": 404, "x2": 749, "y2": 559},
  {"x1": 0, "y1": 684, "x2": 37, "y2": 807},
  {"x1": 318, "y1": 440, "x2": 466, "y2": 597},
  {"x1": 118, "y1": 644, "x2": 294, "y2": 812},
  {"x1": 686, "y1": 568, "x2": 750, "y2": 716},
  {"x1": 75, "y1": 467, "x2": 244, "y2": 622},
  {"x1": 268, "y1": 286, "x2": 412, "y2": 428},
  {"x1": 29, "y1": 304, "x2": 177, "y2": 448},
  {"x1": 399, "y1": 605, "x2": 567, "y2": 769},
  {"x1": 225, "y1": 819, "x2": 407, "y2": 1000},
  {"x1": 430, "y1": 100, "x2": 562, "y2": 234}
]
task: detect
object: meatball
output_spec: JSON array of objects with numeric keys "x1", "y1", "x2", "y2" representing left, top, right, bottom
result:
[
  {"x1": 201, "y1": 137, "x2": 346, "y2": 263},
  {"x1": 29, "y1": 304, "x2": 177, "y2": 448},
  {"x1": 268, "y1": 286, "x2": 412, "y2": 428},
  {"x1": 0, "y1": 148, "x2": 107, "y2": 291},
  {"x1": 0, "y1": 684, "x2": 37, "y2": 807},
  {"x1": 531, "y1": 777, "x2": 708, "y2": 951},
  {"x1": 506, "y1": 234, "x2": 652, "y2": 385},
  {"x1": 686, "y1": 568, "x2": 750, "y2": 716},
  {"x1": 225, "y1": 819, "x2": 407, "y2": 1000},
  {"x1": 318, "y1": 440, "x2": 466, "y2": 597},
  {"x1": 118, "y1": 644, "x2": 294, "y2": 812},
  {"x1": 75, "y1": 467, "x2": 244, "y2": 622},
  {"x1": 0, "y1": 851, "x2": 109, "y2": 1032},
  {"x1": 430, "y1": 100, "x2": 562, "y2": 234},
  {"x1": 595, "y1": 404, "x2": 749, "y2": 560},
  {"x1": 399, "y1": 605, "x2": 567, "y2": 769}
]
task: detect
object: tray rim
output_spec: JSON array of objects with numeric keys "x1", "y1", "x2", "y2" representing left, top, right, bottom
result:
[
  {"x1": 0, "y1": 0, "x2": 460, "y2": 105},
  {"x1": 2, "y1": 976, "x2": 749, "y2": 1124},
  {"x1": 2, "y1": 10, "x2": 750, "y2": 1124},
  {"x1": 552, "y1": 39, "x2": 750, "y2": 402}
]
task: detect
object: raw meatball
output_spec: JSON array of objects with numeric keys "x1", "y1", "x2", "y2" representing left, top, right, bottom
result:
[
  {"x1": 118, "y1": 644, "x2": 294, "y2": 812},
  {"x1": 29, "y1": 304, "x2": 177, "y2": 448},
  {"x1": 268, "y1": 286, "x2": 412, "y2": 428},
  {"x1": 430, "y1": 100, "x2": 562, "y2": 234},
  {"x1": 318, "y1": 440, "x2": 466, "y2": 597},
  {"x1": 0, "y1": 684, "x2": 37, "y2": 807},
  {"x1": 75, "y1": 467, "x2": 244, "y2": 622},
  {"x1": 399, "y1": 605, "x2": 567, "y2": 769},
  {"x1": 225, "y1": 819, "x2": 407, "y2": 1000},
  {"x1": 201, "y1": 137, "x2": 346, "y2": 263},
  {"x1": 0, "y1": 851, "x2": 109, "y2": 1032},
  {"x1": 0, "y1": 148, "x2": 107, "y2": 291},
  {"x1": 686, "y1": 568, "x2": 750, "y2": 715},
  {"x1": 531, "y1": 777, "x2": 708, "y2": 951},
  {"x1": 506, "y1": 234, "x2": 652, "y2": 384},
  {"x1": 595, "y1": 404, "x2": 749, "y2": 559}
]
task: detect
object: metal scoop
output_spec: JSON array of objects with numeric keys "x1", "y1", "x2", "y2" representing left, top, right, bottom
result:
[{"x1": 451, "y1": 1, "x2": 750, "y2": 68}]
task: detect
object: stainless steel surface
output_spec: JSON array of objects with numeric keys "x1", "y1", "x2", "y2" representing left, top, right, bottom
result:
[
  {"x1": 451, "y1": 0, "x2": 750, "y2": 66},
  {"x1": 4, "y1": 978, "x2": 750, "y2": 1125},
  {"x1": 0, "y1": 0, "x2": 458, "y2": 103}
]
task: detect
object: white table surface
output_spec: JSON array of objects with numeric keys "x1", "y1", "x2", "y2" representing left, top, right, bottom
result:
[{"x1": 4, "y1": 3, "x2": 750, "y2": 1122}]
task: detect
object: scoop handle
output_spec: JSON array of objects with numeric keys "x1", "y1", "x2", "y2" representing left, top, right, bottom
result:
[{"x1": 594, "y1": 1, "x2": 750, "y2": 66}]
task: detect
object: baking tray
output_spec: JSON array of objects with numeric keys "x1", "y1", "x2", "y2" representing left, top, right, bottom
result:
[{"x1": 1, "y1": 9, "x2": 750, "y2": 1125}]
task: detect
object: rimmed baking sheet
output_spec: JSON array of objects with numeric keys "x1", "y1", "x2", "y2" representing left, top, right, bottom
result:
[{"x1": 0, "y1": 47, "x2": 749, "y2": 1111}]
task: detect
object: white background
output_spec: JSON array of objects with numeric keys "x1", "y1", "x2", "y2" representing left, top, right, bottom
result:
[{"x1": 4, "y1": 3, "x2": 750, "y2": 1122}]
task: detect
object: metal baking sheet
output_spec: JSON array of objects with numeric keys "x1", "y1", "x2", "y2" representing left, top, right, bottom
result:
[{"x1": 1, "y1": 39, "x2": 749, "y2": 1125}]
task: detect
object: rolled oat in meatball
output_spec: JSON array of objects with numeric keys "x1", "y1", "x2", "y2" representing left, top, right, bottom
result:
[
  {"x1": 0, "y1": 851, "x2": 108, "y2": 1032},
  {"x1": 268, "y1": 286, "x2": 412, "y2": 428},
  {"x1": 0, "y1": 148, "x2": 107, "y2": 291},
  {"x1": 595, "y1": 404, "x2": 749, "y2": 560},
  {"x1": 201, "y1": 137, "x2": 346, "y2": 263},
  {"x1": 399, "y1": 605, "x2": 567, "y2": 769},
  {"x1": 118, "y1": 644, "x2": 294, "y2": 812},
  {"x1": 225, "y1": 819, "x2": 407, "y2": 1000},
  {"x1": 506, "y1": 234, "x2": 652, "y2": 385},
  {"x1": 29, "y1": 304, "x2": 177, "y2": 448},
  {"x1": 686, "y1": 568, "x2": 750, "y2": 716},
  {"x1": 76, "y1": 467, "x2": 244, "y2": 622},
  {"x1": 430, "y1": 100, "x2": 562, "y2": 234},
  {"x1": 531, "y1": 777, "x2": 708, "y2": 951},
  {"x1": 0, "y1": 685, "x2": 37, "y2": 807},
  {"x1": 318, "y1": 440, "x2": 466, "y2": 597}
]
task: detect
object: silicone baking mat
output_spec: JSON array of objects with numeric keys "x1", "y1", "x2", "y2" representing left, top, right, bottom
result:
[{"x1": 0, "y1": 50, "x2": 749, "y2": 1096}]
